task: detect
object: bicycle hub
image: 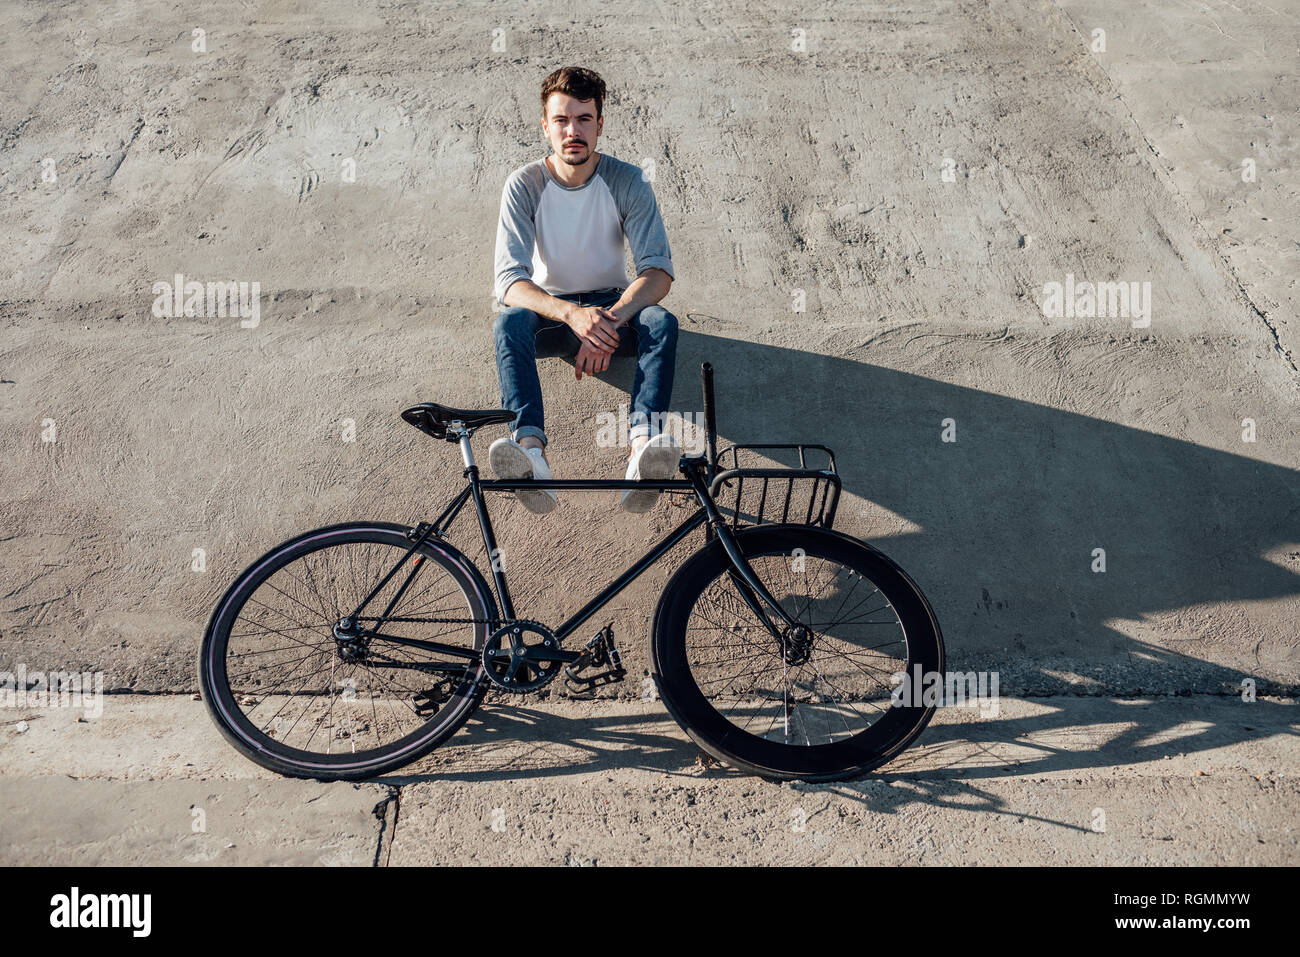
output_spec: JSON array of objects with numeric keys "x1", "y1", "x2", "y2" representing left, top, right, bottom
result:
[
  {"x1": 333, "y1": 618, "x2": 371, "y2": 662},
  {"x1": 780, "y1": 624, "x2": 814, "y2": 666}
]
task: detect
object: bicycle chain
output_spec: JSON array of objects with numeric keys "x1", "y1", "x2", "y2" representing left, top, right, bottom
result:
[{"x1": 361, "y1": 646, "x2": 472, "y2": 677}]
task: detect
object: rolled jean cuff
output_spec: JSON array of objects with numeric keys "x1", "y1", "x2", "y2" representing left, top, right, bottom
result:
[
  {"x1": 628, "y1": 412, "x2": 652, "y2": 443},
  {"x1": 513, "y1": 425, "x2": 548, "y2": 447}
]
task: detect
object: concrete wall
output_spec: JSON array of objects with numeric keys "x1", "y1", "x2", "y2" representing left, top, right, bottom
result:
[{"x1": 1, "y1": 0, "x2": 1296, "y2": 696}]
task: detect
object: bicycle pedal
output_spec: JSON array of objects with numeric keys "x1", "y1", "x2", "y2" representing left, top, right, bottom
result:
[
  {"x1": 564, "y1": 623, "x2": 626, "y2": 692},
  {"x1": 412, "y1": 679, "x2": 455, "y2": 716}
]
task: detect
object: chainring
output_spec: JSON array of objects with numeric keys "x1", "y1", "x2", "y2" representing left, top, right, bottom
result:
[{"x1": 482, "y1": 620, "x2": 565, "y2": 693}]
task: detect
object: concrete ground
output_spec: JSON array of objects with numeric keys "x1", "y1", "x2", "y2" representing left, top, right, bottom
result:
[
  {"x1": 1, "y1": 693, "x2": 1294, "y2": 865},
  {"x1": 0, "y1": 1, "x2": 1297, "y2": 864}
]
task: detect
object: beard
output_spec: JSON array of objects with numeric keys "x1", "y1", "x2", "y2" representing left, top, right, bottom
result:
[{"x1": 557, "y1": 142, "x2": 590, "y2": 165}]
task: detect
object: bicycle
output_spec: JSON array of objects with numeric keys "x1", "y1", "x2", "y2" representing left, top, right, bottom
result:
[{"x1": 198, "y1": 363, "x2": 945, "y2": 782}]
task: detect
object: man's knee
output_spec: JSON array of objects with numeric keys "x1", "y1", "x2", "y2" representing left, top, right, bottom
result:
[
  {"x1": 494, "y1": 307, "x2": 539, "y2": 349},
  {"x1": 637, "y1": 305, "x2": 678, "y2": 344}
]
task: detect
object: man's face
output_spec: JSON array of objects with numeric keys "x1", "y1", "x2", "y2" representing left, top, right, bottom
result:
[{"x1": 542, "y1": 92, "x2": 602, "y2": 166}]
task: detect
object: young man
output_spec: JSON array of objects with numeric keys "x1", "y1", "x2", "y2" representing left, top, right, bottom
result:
[{"x1": 492, "y1": 66, "x2": 680, "y2": 515}]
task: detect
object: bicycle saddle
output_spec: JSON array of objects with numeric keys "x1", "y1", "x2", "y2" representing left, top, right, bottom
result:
[{"x1": 401, "y1": 402, "x2": 515, "y2": 441}]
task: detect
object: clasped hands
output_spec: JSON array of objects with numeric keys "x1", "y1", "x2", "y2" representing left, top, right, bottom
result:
[{"x1": 565, "y1": 304, "x2": 625, "y2": 379}]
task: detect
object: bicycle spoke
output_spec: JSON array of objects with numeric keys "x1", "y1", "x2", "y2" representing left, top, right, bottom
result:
[
  {"x1": 681, "y1": 545, "x2": 914, "y2": 748},
  {"x1": 212, "y1": 530, "x2": 484, "y2": 766}
]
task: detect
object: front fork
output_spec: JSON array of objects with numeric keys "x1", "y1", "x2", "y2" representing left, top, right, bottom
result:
[{"x1": 685, "y1": 458, "x2": 798, "y2": 642}]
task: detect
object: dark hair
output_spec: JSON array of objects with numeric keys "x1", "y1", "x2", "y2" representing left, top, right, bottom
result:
[{"x1": 540, "y1": 66, "x2": 606, "y2": 120}]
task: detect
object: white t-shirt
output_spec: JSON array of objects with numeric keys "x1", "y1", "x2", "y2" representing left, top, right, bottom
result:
[{"x1": 493, "y1": 152, "x2": 675, "y2": 310}]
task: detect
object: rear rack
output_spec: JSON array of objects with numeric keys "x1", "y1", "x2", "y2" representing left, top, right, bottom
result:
[{"x1": 708, "y1": 443, "x2": 841, "y2": 529}]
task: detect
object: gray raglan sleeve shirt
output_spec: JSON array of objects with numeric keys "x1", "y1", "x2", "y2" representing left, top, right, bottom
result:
[
  {"x1": 493, "y1": 157, "x2": 674, "y2": 310},
  {"x1": 615, "y1": 165, "x2": 675, "y2": 282},
  {"x1": 493, "y1": 169, "x2": 541, "y2": 309}
]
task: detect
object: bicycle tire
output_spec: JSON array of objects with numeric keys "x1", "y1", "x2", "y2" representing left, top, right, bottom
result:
[
  {"x1": 650, "y1": 524, "x2": 944, "y2": 782},
  {"x1": 198, "y1": 522, "x2": 495, "y2": 780}
]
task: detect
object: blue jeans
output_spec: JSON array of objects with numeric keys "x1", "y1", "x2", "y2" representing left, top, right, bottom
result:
[{"x1": 493, "y1": 287, "x2": 678, "y2": 448}]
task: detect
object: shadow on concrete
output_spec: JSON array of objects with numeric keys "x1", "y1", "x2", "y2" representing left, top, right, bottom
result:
[
  {"x1": 653, "y1": 329, "x2": 1299, "y2": 688},
  {"x1": 395, "y1": 325, "x2": 1298, "y2": 810},
  {"x1": 380, "y1": 695, "x2": 1296, "y2": 831}
]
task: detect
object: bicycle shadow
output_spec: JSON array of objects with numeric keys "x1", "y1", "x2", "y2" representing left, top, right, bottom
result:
[
  {"x1": 381, "y1": 691, "x2": 1294, "y2": 839},
  {"x1": 674, "y1": 330, "x2": 1296, "y2": 776},
  {"x1": 411, "y1": 325, "x2": 1298, "y2": 814},
  {"x1": 382, "y1": 703, "x2": 694, "y2": 784}
]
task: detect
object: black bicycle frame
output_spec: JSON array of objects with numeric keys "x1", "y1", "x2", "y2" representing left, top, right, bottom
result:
[
  {"x1": 345, "y1": 451, "x2": 799, "y2": 662},
  {"x1": 346, "y1": 361, "x2": 801, "y2": 663}
]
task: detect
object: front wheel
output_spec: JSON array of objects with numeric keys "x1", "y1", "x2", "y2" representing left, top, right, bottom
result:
[{"x1": 651, "y1": 524, "x2": 944, "y2": 781}]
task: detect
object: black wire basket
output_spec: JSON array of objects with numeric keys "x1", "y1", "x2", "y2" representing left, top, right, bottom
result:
[{"x1": 708, "y1": 443, "x2": 841, "y2": 530}]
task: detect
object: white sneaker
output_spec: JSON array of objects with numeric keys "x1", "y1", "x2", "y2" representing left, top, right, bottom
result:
[
  {"x1": 621, "y1": 433, "x2": 681, "y2": 513},
  {"x1": 488, "y1": 437, "x2": 558, "y2": 514}
]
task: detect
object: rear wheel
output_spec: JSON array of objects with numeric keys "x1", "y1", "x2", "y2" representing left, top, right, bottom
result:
[
  {"x1": 651, "y1": 524, "x2": 944, "y2": 781},
  {"x1": 198, "y1": 523, "x2": 493, "y2": 780}
]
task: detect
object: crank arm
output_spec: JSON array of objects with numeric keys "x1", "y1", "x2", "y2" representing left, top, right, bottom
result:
[{"x1": 485, "y1": 645, "x2": 581, "y2": 665}]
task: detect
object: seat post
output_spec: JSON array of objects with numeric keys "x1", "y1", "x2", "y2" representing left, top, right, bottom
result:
[{"x1": 448, "y1": 421, "x2": 475, "y2": 469}]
